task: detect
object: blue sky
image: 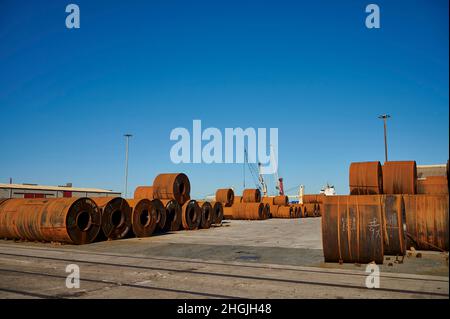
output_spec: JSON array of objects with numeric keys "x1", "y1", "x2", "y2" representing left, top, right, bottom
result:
[{"x1": 0, "y1": 0, "x2": 448, "y2": 198}]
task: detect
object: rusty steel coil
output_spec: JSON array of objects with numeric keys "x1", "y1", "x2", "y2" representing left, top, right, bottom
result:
[
  {"x1": 210, "y1": 201, "x2": 224, "y2": 224},
  {"x1": 134, "y1": 186, "x2": 154, "y2": 200},
  {"x1": 0, "y1": 198, "x2": 101, "y2": 244},
  {"x1": 403, "y1": 194, "x2": 449, "y2": 251},
  {"x1": 150, "y1": 199, "x2": 166, "y2": 231},
  {"x1": 381, "y1": 195, "x2": 407, "y2": 256},
  {"x1": 261, "y1": 197, "x2": 274, "y2": 205},
  {"x1": 92, "y1": 197, "x2": 132, "y2": 240},
  {"x1": 125, "y1": 199, "x2": 158, "y2": 237},
  {"x1": 349, "y1": 161, "x2": 383, "y2": 195},
  {"x1": 223, "y1": 206, "x2": 234, "y2": 219},
  {"x1": 268, "y1": 204, "x2": 279, "y2": 218},
  {"x1": 230, "y1": 202, "x2": 265, "y2": 220},
  {"x1": 321, "y1": 195, "x2": 384, "y2": 264},
  {"x1": 242, "y1": 189, "x2": 261, "y2": 203},
  {"x1": 215, "y1": 189, "x2": 234, "y2": 207},
  {"x1": 417, "y1": 176, "x2": 449, "y2": 195},
  {"x1": 160, "y1": 199, "x2": 182, "y2": 231},
  {"x1": 152, "y1": 173, "x2": 191, "y2": 205},
  {"x1": 302, "y1": 194, "x2": 324, "y2": 204},
  {"x1": 197, "y1": 201, "x2": 213, "y2": 229},
  {"x1": 273, "y1": 195, "x2": 288, "y2": 206},
  {"x1": 382, "y1": 161, "x2": 417, "y2": 194},
  {"x1": 273, "y1": 206, "x2": 293, "y2": 218},
  {"x1": 181, "y1": 200, "x2": 201, "y2": 230}
]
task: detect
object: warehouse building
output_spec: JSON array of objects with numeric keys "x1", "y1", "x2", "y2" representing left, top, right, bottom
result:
[
  {"x1": 417, "y1": 164, "x2": 447, "y2": 179},
  {"x1": 0, "y1": 183, "x2": 121, "y2": 199}
]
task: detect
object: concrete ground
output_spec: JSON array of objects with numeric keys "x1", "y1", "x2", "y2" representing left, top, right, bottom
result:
[{"x1": 0, "y1": 218, "x2": 448, "y2": 299}]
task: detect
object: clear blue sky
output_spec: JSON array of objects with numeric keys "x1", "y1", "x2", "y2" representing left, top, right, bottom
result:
[{"x1": 0, "y1": 0, "x2": 448, "y2": 198}]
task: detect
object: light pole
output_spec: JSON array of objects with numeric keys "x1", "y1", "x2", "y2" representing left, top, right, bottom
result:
[
  {"x1": 378, "y1": 114, "x2": 390, "y2": 163},
  {"x1": 124, "y1": 134, "x2": 133, "y2": 197}
]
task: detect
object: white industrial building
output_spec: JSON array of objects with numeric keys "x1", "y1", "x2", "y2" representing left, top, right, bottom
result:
[{"x1": 0, "y1": 183, "x2": 121, "y2": 199}]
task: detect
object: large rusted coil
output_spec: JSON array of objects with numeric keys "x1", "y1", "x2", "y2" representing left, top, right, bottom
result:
[
  {"x1": 134, "y1": 186, "x2": 154, "y2": 200},
  {"x1": 228, "y1": 202, "x2": 265, "y2": 220},
  {"x1": 403, "y1": 194, "x2": 449, "y2": 251},
  {"x1": 0, "y1": 198, "x2": 101, "y2": 244},
  {"x1": 181, "y1": 200, "x2": 201, "y2": 230},
  {"x1": 349, "y1": 161, "x2": 383, "y2": 195},
  {"x1": 382, "y1": 161, "x2": 417, "y2": 194},
  {"x1": 152, "y1": 173, "x2": 191, "y2": 205},
  {"x1": 273, "y1": 206, "x2": 293, "y2": 218},
  {"x1": 303, "y1": 203, "x2": 318, "y2": 217},
  {"x1": 210, "y1": 201, "x2": 224, "y2": 224},
  {"x1": 160, "y1": 199, "x2": 182, "y2": 231},
  {"x1": 322, "y1": 195, "x2": 384, "y2": 264},
  {"x1": 302, "y1": 194, "x2": 325, "y2": 204},
  {"x1": 197, "y1": 201, "x2": 213, "y2": 229},
  {"x1": 273, "y1": 195, "x2": 289, "y2": 206},
  {"x1": 242, "y1": 189, "x2": 261, "y2": 203},
  {"x1": 126, "y1": 199, "x2": 158, "y2": 237},
  {"x1": 261, "y1": 197, "x2": 274, "y2": 205},
  {"x1": 151, "y1": 199, "x2": 166, "y2": 231},
  {"x1": 92, "y1": 197, "x2": 132, "y2": 240},
  {"x1": 417, "y1": 176, "x2": 449, "y2": 195},
  {"x1": 268, "y1": 204, "x2": 279, "y2": 217},
  {"x1": 215, "y1": 189, "x2": 234, "y2": 207}
]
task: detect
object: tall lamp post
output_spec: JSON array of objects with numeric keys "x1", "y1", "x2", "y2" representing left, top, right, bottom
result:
[
  {"x1": 378, "y1": 114, "x2": 390, "y2": 163},
  {"x1": 124, "y1": 134, "x2": 133, "y2": 197}
]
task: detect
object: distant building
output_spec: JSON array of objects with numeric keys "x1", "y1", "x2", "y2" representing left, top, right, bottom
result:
[
  {"x1": 0, "y1": 183, "x2": 121, "y2": 199},
  {"x1": 417, "y1": 164, "x2": 447, "y2": 179}
]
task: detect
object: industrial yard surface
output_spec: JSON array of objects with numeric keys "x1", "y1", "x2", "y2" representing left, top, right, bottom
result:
[{"x1": 0, "y1": 218, "x2": 447, "y2": 299}]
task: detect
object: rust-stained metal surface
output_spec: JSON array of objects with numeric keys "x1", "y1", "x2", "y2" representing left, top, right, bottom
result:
[
  {"x1": 151, "y1": 199, "x2": 166, "y2": 231},
  {"x1": 261, "y1": 196, "x2": 274, "y2": 205},
  {"x1": 197, "y1": 201, "x2": 213, "y2": 229},
  {"x1": 0, "y1": 197, "x2": 101, "y2": 244},
  {"x1": 263, "y1": 204, "x2": 270, "y2": 219},
  {"x1": 403, "y1": 194, "x2": 449, "y2": 251},
  {"x1": 417, "y1": 176, "x2": 449, "y2": 195},
  {"x1": 91, "y1": 197, "x2": 132, "y2": 240},
  {"x1": 381, "y1": 195, "x2": 407, "y2": 256},
  {"x1": 210, "y1": 201, "x2": 224, "y2": 224},
  {"x1": 349, "y1": 161, "x2": 383, "y2": 195},
  {"x1": 223, "y1": 206, "x2": 233, "y2": 220},
  {"x1": 242, "y1": 189, "x2": 261, "y2": 203},
  {"x1": 152, "y1": 173, "x2": 191, "y2": 205},
  {"x1": 322, "y1": 195, "x2": 384, "y2": 264},
  {"x1": 227, "y1": 202, "x2": 265, "y2": 220},
  {"x1": 233, "y1": 196, "x2": 242, "y2": 205},
  {"x1": 160, "y1": 199, "x2": 182, "y2": 231},
  {"x1": 383, "y1": 161, "x2": 417, "y2": 194},
  {"x1": 181, "y1": 200, "x2": 201, "y2": 230},
  {"x1": 215, "y1": 189, "x2": 234, "y2": 207},
  {"x1": 133, "y1": 186, "x2": 154, "y2": 200},
  {"x1": 125, "y1": 198, "x2": 158, "y2": 237},
  {"x1": 273, "y1": 195, "x2": 288, "y2": 206}
]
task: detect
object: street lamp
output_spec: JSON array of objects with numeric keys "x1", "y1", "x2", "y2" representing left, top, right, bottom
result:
[
  {"x1": 124, "y1": 134, "x2": 133, "y2": 197},
  {"x1": 378, "y1": 114, "x2": 390, "y2": 163}
]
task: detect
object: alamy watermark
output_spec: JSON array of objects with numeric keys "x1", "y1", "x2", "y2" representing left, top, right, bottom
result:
[
  {"x1": 170, "y1": 120, "x2": 278, "y2": 174},
  {"x1": 65, "y1": 264, "x2": 80, "y2": 289},
  {"x1": 365, "y1": 263, "x2": 380, "y2": 288}
]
